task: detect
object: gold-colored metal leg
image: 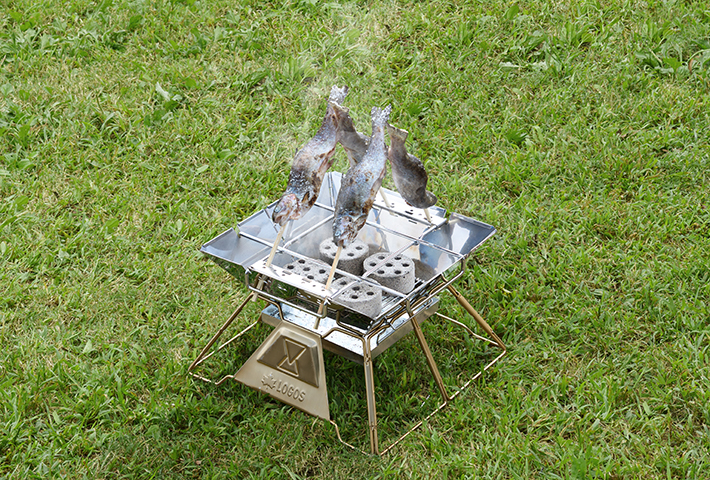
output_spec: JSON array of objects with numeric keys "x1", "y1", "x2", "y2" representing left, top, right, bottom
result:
[
  {"x1": 362, "y1": 340, "x2": 379, "y2": 455},
  {"x1": 409, "y1": 313, "x2": 450, "y2": 402},
  {"x1": 189, "y1": 294, "x2": 253, "y2": 373},
  {"x1": 190, "y1": 283, "x2": 507, "y2": 457},
  {"x1": 447, "y1": 285, "x2": 506, "y2": 350}
]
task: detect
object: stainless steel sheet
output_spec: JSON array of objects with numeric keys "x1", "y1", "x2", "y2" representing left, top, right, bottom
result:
[{"x1": 201, "y1": 171, "x2": 495, "y2": 322}]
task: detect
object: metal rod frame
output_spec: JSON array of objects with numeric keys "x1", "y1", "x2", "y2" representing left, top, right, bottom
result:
[{"x1": 188, "y1": 272, "x2": 507, "y2": 456}]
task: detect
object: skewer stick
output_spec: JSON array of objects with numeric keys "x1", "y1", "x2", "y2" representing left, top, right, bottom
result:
[
  {"x1": 316, "y1": 244, "x2": 343, "y2": 319},
  {"x1": 265, "y1": 223, "x2": 287, "y2": 269},
  {"x1": 424, "y1": 208, "x2": 433, "y2": 223},
  {"x1": 379, "y1": 189, "x2": 392, "y2": 208},
  {"x1": 252, "y1": 223, "x2": 287, "y2": 301},
  {"x1": 325, "y1": 244, "x2": 342, "y2": 291}
]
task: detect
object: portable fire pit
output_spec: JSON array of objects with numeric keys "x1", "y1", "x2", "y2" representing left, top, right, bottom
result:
[{"x1": 189, "y1": 172, "x2": 506, "y2": 455}]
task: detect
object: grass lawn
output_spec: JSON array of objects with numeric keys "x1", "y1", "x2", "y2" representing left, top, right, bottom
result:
[{"x1": 2, "y1": 0, "x2": 709, "y2": 478}]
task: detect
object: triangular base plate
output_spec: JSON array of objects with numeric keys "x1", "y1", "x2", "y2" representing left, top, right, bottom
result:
[{"x1": 234, "y1": 321, "x2": 329, "y2": 420}]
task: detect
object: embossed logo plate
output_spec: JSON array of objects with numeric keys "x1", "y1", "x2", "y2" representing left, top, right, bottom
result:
[{"x1": 234, "y1": 321, "x2": 329, "y2": 420}]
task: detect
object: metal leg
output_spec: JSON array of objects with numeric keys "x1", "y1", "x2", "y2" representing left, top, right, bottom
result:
[
  {"x1": 409, "y1": 313, "x2": 450, "y2": 402},
  {"x1": 190, "y1": 286, "x2": 506, "y2": 456},
  {"x1": 362, "y1": 339, "x2": 379, "y2": 455},
  {"x1": 447, "y1": 285, "x2": 506, "y2": 350},
  {"x1": 189, "y1": 294, "x2": 253, "y2": 373}
]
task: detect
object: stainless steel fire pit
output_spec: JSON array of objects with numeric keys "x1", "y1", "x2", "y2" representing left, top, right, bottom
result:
[{"x1": 189, "y1": 172, "x2": 506, "y2": 455}]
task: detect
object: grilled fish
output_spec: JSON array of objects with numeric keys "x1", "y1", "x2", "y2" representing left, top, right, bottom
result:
[
  {"x1": 272, "y1": 85, "x2": 348, "y2": 226},
  {"x1": 387, "y1": 125, "x2": 437, "y2": 209},
  {"x1": 332, "y1": 102, "x2": 369, "y2": 167},
  {"x1": 333, "y1": 105, "x2": 392, "y2": 247},
  {"x1": 334, "y1": 104, "x2": 436, "y2": 209}
]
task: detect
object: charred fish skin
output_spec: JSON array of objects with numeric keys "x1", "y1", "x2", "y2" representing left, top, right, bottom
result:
[
  {"x1": 387, "y1": 124, "x2": 437, "y2": 209},
  {"x1": 335, "y1": 105, "x2": 437, "y2": 208},
  {"x1": 333, "y1": 105, "x2": 392, "y2": 247},
  {"x1": 332, "y1": 102, "x2": 370, "y2": 167},
  {"x1": 272, "y1": 86, "x2": 348, "y2": 226}
]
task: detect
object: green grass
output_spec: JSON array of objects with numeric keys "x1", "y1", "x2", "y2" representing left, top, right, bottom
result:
[{"x1": 2, "y1": 0, "x2": 709, "y2": 477}]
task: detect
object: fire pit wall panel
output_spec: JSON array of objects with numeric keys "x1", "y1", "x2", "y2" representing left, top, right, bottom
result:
[
  {"x1": 200, "y1": 228, "x2": 267, "y2": 283},
  {"x1": 367, "y1": 207, "x2": 433, "y2": 239},
  {"x1": 260, "y1": 204, "x2": 334, "y2": 245},
  {"x1": 421, "y1": 213, "x2": 496, "y2": 257},
  {"x1": 203, "y1": 173, "x2": 496, "y2": 323},
  {"x1": 237, "y1": 209, "x2": 280, "y2": 243},
  {"x1": 282, "y1": 221, "x2": 333, "y2": 260}
]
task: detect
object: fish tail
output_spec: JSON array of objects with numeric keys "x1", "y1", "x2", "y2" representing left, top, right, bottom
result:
[
  {"x1": 331, "y1": 100, "x2": 349, "y2": 118},
  {"x1": 370, "y1": 105, "x2": 392, "y2": 129},
  {"x1": 387, "y1": 124, "x2": 408, "y2": 143},
  {"x1": 329, "y1": 85, "x2": 348, "y2": 104}
]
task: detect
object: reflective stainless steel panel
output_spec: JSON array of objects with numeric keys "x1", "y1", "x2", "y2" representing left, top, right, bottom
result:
[
  {"x1": 260, "y1": 297, "x2": 439, "y2": 364},
  {"x1": 201, "y1": 172, "x2": 495, "y2": 324},
  {"x1": 421, "y1": 212, "x2": 496, "y2": 258}
]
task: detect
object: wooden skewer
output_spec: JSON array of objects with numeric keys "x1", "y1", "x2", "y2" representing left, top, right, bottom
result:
[
  {"x1": 325, "y1": 244, "x2": 342, "y2": 291},
  {"x1": 265, "y1": 223, "x2": 287, "y2": 268},
  {"x1": 252, "y1": 223, "x2": 287, "y2": 301},
  {"x1": 379, "y1": 189, "x2": 392, "y2": 208},
  {"x1": 424, "y1": 208, "x2": 432, "y2": 223},
  {"x1": 316, "y1": 244, "x2": 343, "y2": 318}
]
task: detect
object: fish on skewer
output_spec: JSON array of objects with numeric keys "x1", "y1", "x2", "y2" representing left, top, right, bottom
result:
[
  {"x1": 333, "y1": 103, "x2": 436, "y2": 211},
  {"x1": 260, "y1": 86, "x2": 347, "y2": 301},
  {"x1": 387, "y1": 125, "x2": 437, "y2": 209},
  {"x1": 331, "y1": 102, "x2": 369, "y2": 167},
  {"x1": 332, "y1": 100, "x2": 396, "y2": 207},
  {"x1": 333, "y1": 105, "x2": 392, "y2": 247},
  {"x1": 271, "y1": 85, "x2": 348, "y2": 226}
]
